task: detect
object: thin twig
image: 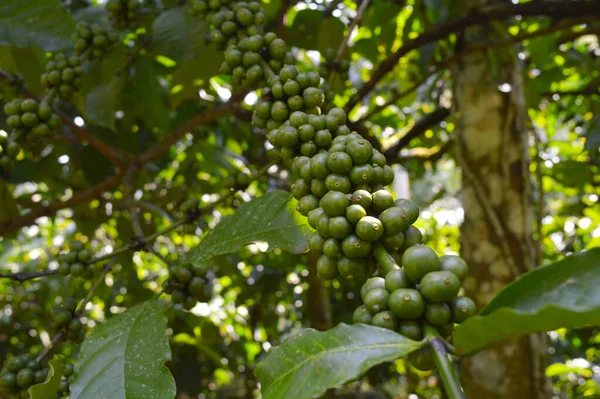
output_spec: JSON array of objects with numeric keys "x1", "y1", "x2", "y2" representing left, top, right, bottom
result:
[
  {"x1": 392, "y1": 138, "x2": 453, "y2": 164},
  {"x1": 353, "y1": 16, "x2": 591, "y2": 122},
  {"x1": 75, "y1": 259, "x2": 117, "y2": 317},
  {"x1": 344, "y1": 1, "x2": 600, "y2": 112},
  {"x1": 1, "y1": 161, "x2": 276, "y2": 283},
  {"x1": 124, "y1": 167, "x2": 144, "y2": 238},
  {"x1": 36, "y1": 332, "x2": 64, "y2": 364},
  {"x1": 353, "y1": 67, "x2": 443, "y2": 124},
  {"x1": 383, "y1": 107, "x2": 451, "y2": 160},
  {"x1": 329, "y1": 0, "x2": 371, "y2": 84},
  {"x1": 0, "y1": 269, "x2": 58, "y2": 282},
  {"x1": 0, "y1": 103, "x2": 239, "y2": 236},
  {"x1": 35, "y1": 259, "x2": 117, "y2": 364}
]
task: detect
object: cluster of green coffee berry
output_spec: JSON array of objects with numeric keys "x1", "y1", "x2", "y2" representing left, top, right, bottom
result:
[
  {"x1": 58, "y1": 364, "x2": 74, "y2": 398},
  {"x1": 354, "y1": 249, "x2": 477, "y2": 345},
  {"x1": 41, "y1": 53, "x2": 83, "y2": 100},
  {"x1": 0, "y1": 132, "x2": 20, "y2": 177},
  {"x1": 72, "y1": 22, "x2": 120, "y2": 61},
  {"x1": 105, "y1": 0, "x2": 141, "y2": 30},
  {"x1": 56, "y1": 241, "x2": 94, "y2": 279},
  {"x1": 318, "y1": 48, "x2": 350, "y2": 111},
  {"x1": 163, "y1": 263, "x2": 214, "y2": 310},
  {"x1": 196, "y1": 0, "x2": 477, "y2": 356},
  {"x1": 0, "y1": 354, "x2": 47, "y2": 398},
  {"x1": 3, "y1": 98, "x2": 62, "y2": 153},
  {"x1": 190, "y1": 0, "x2": 267, "y2": 50},
  {"x1": 0, "y1": 354, "x2": 73, "y2": 398},
  {"x1": 222, "y1": 33, "x2": 295, "y2": 89},
  {"x1": 51, "y1": 298, "x2": 86, "y2": 344},
  {"x1": 318, "y1": 48, "x2": 350, "y2": 81}
]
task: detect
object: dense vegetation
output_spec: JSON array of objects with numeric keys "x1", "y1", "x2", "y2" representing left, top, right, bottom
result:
[{"x1": 0, "y1": 0, "x2": 599, "y2": 398}]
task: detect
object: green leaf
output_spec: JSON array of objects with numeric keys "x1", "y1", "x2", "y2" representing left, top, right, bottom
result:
[
  {"x1": 0, "y1": 0, "x2": 75, "y2": 51},
  {"x1": 152, "y1": 7, "x2": 196, "y2": 61},
  {"x1": 29, "y1": 355, "x2": 65, "y2": 399},
  {"x1": 255, "y1": 323, "x2": 425, "y2": 399},
  {"x1": 0, "y1": 181, "x2": 19, "y2": 221},
  {"x1": 0, "y1": 46, "x2": 45, "y2": 95},
  {"x1": 550, "y1": 160, "x2": 591, "y2": 189},
  {"x1": 187, "y1": 190, "x2": 311, "y2": 267},
  {"x1": 70, "y1": 300, "x2": 176, "y2": 399},
  {"x1": 286, "y1": 10, "x2": 323, "y2": 50},
  {"x1": 84, "y1": 77, "x2": 123, "y2": 130},
  {"x1": 353, "y1": 38, "x2": 379, "y2": 62},
  {"x1": 454, "y1": 248, "x2": 600, "y2": 355},
  {"x1": 127, "y1": 58, "x2": 169, "y2": 130},
  {"x1": 585, "y1": 116, "x2": 600, "y2": 151},
  {"x1": 316, "y1": 18, "x2": 345, "y2": 53}
]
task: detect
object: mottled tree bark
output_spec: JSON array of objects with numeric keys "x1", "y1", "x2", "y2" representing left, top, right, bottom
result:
[{"x1": 452, "y1": 2, "x2": 550, "y2": 397}]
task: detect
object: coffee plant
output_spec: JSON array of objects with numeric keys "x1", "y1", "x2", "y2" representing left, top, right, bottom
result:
[{"x1": 1, "y1": 0, "x2": 599, "y2": 398}]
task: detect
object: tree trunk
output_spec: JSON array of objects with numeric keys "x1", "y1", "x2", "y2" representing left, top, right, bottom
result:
[{"x1": 451, "y1": 4, "x2": 551, "y2": 398}]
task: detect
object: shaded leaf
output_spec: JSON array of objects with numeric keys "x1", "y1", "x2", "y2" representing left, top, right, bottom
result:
[
  {"x1": 29, "y1": 355, "x2": 65, "y2": 399},
  {"x1": 128, "y1": 58, "x2": 169, "y2": 130},
  {"x1": 0, "y1": 46, "x2": 46, "y2": 95},
  {"x1": 286, "y1": 10, "x2": 323, "y2": 50},
  {"x1": 353, "y1": 38, "x2": 379, "y2": 62},
  {"x1": 152, "y1": 7, "x2": 196, "y2": 61},
  {"x1": 0, "y1": 0, "x2": 74, "y2": 51},
  {"x1": 316, "y1": 18, "x2": 345, "y2": 53},
  {"x1": 187, "y1": 190, "x2": 311, "y2": 267},
  {"x1": 550, "y1": 160, "x2": 590, "y2": 189},
  {"x1": 84, "y1": 77, "x2": 123, "y2": 130},
  {"x1": 455, "y1": 248, "x2": 600, "y2": 355},
  {"x1": 70, "y1": 300, "x2": 175, "y2": 399},
  {"x1": 255, "y1": 323, "x2": 425, "y2": 399},
  {"x1": 0, "y1": 181, "x2": 19, "y2": 221},
  {"x1": 585, "y1": 116, "x2": 600, "y2": 151}
]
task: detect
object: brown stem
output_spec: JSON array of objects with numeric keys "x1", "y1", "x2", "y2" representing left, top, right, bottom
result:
[
  {"x1": 383, "y1": 107, "x2": 451, "y2": 160},
  {"x1": 0, "y1": 269, "x2": 58, "y2": 282},
  {"x1": 329, "y1": 0, "x2": 371, "y2": 84},
  {"x1": 0, "y1": 104, "x2": 239, "y2": 236},
  {"x1": 344, "y1": 1, "x2": 600, "y2": 111}
]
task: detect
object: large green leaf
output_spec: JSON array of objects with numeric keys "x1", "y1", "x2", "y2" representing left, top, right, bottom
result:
[
  {"x1": 0, "y1": 0, "x2": 74, "y2": 51},
  {"x1": 0, "y1": 46, "x2": 45, "y2": 95},
  {"x1": 255, "y1": 323, "x2": 425, "y2": 399},
  {"x1": 127, "y1": 58, "x2": 169, "y2": 130},
  {"x1": 152, "y1": 7, "x2": 201, "y2": 61},
  {"x1": 70, "y1": 300, "x2": 176, "y2": 399},
  {"x1": 286, "y1": 10, "x2": 323, "y2": 50},
  {"x1": 84, "y1": 77, "x2": 123, "y2": 130},
  {"x1": 454, "y1": 248, "x2": 600, "y2": 355},
  {"x1": 29, "y1": 355, "x2": 65, "y2": 399},
  {"x1": 187, "y1": 190, "x2": 311, "y2": 267}
]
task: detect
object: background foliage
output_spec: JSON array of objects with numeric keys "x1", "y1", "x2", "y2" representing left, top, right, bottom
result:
[{"x1": 0, "y1": 0, "x2": 599, "y2": 398}]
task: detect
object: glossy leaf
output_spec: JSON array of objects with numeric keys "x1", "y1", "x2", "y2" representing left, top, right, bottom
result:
[
  {"x1": 455, "y1": 248, "x2": 600, "y2": 355},
  {"x1": 29, "y1": 355, "x2": 65, "y2": 399},
  {"x1": 187, "y1": 190, "x2": 311, "y2": 267},
  {"x1": 0, "y1": 0, "x2": 74, "y2": 51},
  {"x1": 70, "y1": 300, "x2": 175, "y2": 399},
  {"x1": 255, "y1": 323, "x2": 425, "y2": 399}
]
